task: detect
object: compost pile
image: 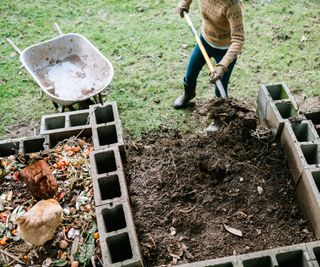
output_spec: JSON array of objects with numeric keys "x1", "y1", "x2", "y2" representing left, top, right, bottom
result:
[
  {"x1": 0, "y1": 137, "x2": 101, "y2": 267},
  {"x1": 125, "y1": 98, "x2": 315, "y2": 266}
]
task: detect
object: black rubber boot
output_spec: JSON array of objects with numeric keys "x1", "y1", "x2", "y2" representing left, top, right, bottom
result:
[{"x1": 173, "y1": 84, "x2": 196, "y2": 109}]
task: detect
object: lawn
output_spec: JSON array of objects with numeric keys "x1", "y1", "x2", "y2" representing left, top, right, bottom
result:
[{"x1": 0, "y1": 0, "x2": 319, "y2": 138}]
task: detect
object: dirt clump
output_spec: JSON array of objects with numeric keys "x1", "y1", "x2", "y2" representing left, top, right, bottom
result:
[{"x1": 125, "y1": 98, "x2": 315, "y2": 266}]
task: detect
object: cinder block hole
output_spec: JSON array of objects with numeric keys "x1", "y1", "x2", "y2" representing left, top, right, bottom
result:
[
  {"x1": 102, "y1": 205, "x2": 126, "y2": 232},
  {"x1": 94, "y1": 150, "x2": 117, "y2": 174},
  {"x1": 266, "y1": 84, "x2": 289, "y2": 100},
  {"x1": 69, "y1": 112, "x2": 89, "y2": 127},
  {"x1": 97, "y1": 125, "x2": 118, "y2": 146},
  {"x1": 305, "y1": 112, "x2": 320, "y2": 125},
  {"x1": 313, "y1": 247, "x2": 320, "y2": 264},
  {"x1": 312, "y1": 171, "x2": 320, "y2": 193},
  {"x1": 243, "y1": 256, "x2": 272, "y2": 267},
  {"x1": 206, "y1": 263, "x2": 233, "y2": 267},
  {"x1": 107, "y1": 232, "x2": 133, "y2": 263},
  {"x1": 23, "y1": 138, "x2": 45, "y2": 154},
  {"x1": 275, "y1": 102, "x2": 298, "y2": 119},
  {"x1": 44, "y1": 116, "x2": 65, "y2": 130},
  {"x1": 0, "y1": 142, "x2": 19, "y2": 157},
  {"x1": 292, "y1": 123, "x2": 317, "y2": 142},
  {"x1": 301, "y1": 144, "x2": 320, "y2": 165},
  {"x1": 276, "y1": 250, "x2": 306, "y2": 267},
  {"x1": 98, "y1": 175, "x2": 121, "y2": 200},
  {"x1": 49, "y1": 128, "x2": 92, "y2": 148},
  {"x1": 95, "y1": 105, "x2": 114, "y2": 124}
]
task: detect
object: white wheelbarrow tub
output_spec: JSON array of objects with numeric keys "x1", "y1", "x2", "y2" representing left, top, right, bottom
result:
[{"x1": 20, "y1": 33, "x2": 114, "y2": 106}]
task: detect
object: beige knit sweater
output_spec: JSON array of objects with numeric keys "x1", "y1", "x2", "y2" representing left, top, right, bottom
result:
[{"x1": 178, "y1": 0, "x2": 245, "y2": 69}]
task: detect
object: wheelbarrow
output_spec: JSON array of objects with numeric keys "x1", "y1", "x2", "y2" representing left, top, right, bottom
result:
[{"x1": 7, "y1": 23, "x2": 114, "y2": 111}]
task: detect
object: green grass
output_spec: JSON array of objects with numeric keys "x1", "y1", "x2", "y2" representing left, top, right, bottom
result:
[{"x1": 0, "y1": 0, "x2": 319, "y2": 138}]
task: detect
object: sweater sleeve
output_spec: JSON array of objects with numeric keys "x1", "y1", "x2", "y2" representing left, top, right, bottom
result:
[
  {"x1": 178, "y1": 0, "x2": 193, "y2": 10},
  {"x1": 219, "y1": 2, "x2": 245, "y2": 69}
]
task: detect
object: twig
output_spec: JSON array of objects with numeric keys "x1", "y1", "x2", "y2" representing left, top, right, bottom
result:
[
  {"x1": 146, "y1": 233, "x2": 156, "y2": 249},
  {"x1": 0, "y1": 249, "x2": 25, "y2": 264},
  {"x1": 96, "y1": 255, "x2": 103, "y2": 265},
  {"x1": 179, "y1": 206, "x2": 196, "y2": 213}
]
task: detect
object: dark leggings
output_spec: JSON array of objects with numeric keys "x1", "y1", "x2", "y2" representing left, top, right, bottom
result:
[{"x1": 184, "y1": 34, "x2": 237, "y2": 97}]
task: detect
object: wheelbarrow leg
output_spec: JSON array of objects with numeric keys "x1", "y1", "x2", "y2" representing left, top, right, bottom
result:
[
  {"x1": 52, "y1": 101, "x2": 67, "y2": 113},
  {"x1": 94, "y1": 93, "x2": 103, "y2": 104},
  {"x1": 52, "y1": 101, "x2": 59, "y2": 110}
]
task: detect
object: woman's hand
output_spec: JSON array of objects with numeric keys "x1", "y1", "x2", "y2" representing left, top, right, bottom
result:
[
  {"x1": 209, "y1": 64, "x2": 227, "y2": 83},
  {"x1": 176, "y1": 5, "x2": 189, "y2": 18}
]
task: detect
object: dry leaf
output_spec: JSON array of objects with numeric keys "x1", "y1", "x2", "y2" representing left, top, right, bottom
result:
[{"x1": 223, "y1": 223, "x2": 243, "y2": 237}]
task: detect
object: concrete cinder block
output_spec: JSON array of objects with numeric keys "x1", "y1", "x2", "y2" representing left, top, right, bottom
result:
[
  {"x1": 89, "y1": 102, "x2": 126, "y2": 159},
  {"x1": 257, "y1": 82, "x2": 300, "y2": 137},
  {"x1": 257, "y1": 82, "x2": 298, "y2": 121},
  {"x1": 96, "y1": 200, "x2": 143, "y2": 266},
  {"x1": 281, "y1": 121, "x2": 319, "y2": 183},
  {"x1": 296, "y1": 169, "x2": 320, "y2": 238},
  {"x1": 240, "y1": 243, "x2": 316, "y2": 267},
  {"x1": 40, "y1": 111, "x2": 93, "y2": 147},
  {"x1": 40, "y1": 110, "x2": 92, "y2": 147},
  {"x1": 40, "y1": 110, "x2": 91, "y2": 134},
  {"x1": 236, "y1": 243, "x2": 313, "y2": 267}
]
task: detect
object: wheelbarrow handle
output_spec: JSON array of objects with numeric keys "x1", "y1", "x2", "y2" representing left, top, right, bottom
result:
[
  {"x1": 183, "y1": 11, "x2": 227, "y2": 98},
  {"x1": 6, "y1": 38, "x2": 22, "y2": 55},
  {"x1": 54, "y1": 23, "x2": 64, "y2": 36}
]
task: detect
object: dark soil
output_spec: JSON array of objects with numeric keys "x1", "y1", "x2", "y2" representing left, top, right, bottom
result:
[{"x1": 124, "y1": 98, "x2": 315, "y2": 266}]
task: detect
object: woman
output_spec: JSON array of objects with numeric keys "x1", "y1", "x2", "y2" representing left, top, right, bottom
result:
[{"x1": 174, "y1": 0, "x2": 245, "y2": 109}]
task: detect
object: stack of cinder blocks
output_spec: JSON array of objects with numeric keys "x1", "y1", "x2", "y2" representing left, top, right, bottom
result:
[
  {"x1": 0, "y1": 102, "x2": 143, "y2": 267},
  {"x1": 89, "y1": 103, "x2": 143, "y2": 267},
  {"x1": 257, "y1": 82, "x2": 320, "y2": 238}
]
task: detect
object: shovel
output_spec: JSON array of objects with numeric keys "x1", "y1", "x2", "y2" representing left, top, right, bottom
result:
[{"x1": 183, "y1": 11, "x2": 227, "y2": 98}]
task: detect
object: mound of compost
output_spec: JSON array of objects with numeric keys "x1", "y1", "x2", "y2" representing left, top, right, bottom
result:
[{"x1": 125, "y1": 98, "x2": 315, "y2": 266}]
